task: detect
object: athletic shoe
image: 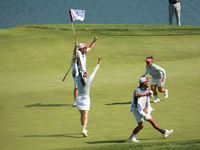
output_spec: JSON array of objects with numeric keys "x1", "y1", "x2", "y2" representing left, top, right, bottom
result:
[
  {"x1": 163, "y1": 129, "x2": 173, "y2": 138},
  {"x1": 82, "y1": 129, "x2": 88, "y2": 137},
  {"x1": 164, "y1": 90, "x2": 168, "y2": 99},
  {"x1": 153, "y1": 98, "x2": 160, "y2": 103},
  {"x1": 72, "y1": 101, "x2": 76, "y2": 107},
  {"x1": 128, "y1": 137, "x2": 139, "y2": 142}
]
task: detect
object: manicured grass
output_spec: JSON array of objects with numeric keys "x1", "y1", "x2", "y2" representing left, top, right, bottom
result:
[
  {"x1": 0, "y1": 24, "x2": 200, "y2": 150},
  {"x1": 66, "y1": 139, "x2": 200, "y2": 150}
]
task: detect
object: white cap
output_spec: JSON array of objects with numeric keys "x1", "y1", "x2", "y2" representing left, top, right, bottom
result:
[
  {"x1": 139, "y1": 77, "x2": 151, "y2": 83},
  {"x1": 78, "y1": 43, "x2": 89, "y2": 49}
]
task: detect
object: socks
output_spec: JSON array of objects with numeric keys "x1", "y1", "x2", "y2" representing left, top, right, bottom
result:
[
  {"x1": 129, "y1": 133, "x2": 135, "y2": 139},
  {"x1": 160, "y1": 129, "x2": 165, "y2": 134},
  {"x1": 82, "y1": 125, "x2": 86, "y2": 131}
]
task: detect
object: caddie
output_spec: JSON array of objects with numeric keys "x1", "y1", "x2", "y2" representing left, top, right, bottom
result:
[
  {"x1": 71, "y1": 37, "x2": 98, "y2": 107},
  {"x1": 128, "y1": 77, "x2": 173, "y2": 142},
  {"x1": 76, "y1": 36, "x2": 98, "y2": 77}
]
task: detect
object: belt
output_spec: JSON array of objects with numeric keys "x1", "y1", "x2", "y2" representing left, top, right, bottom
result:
[{"x1": 169, "y1": 2, "x2": 179, "y2": 4}]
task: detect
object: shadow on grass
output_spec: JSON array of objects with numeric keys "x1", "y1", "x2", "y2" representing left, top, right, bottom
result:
[
  {"x1": 106, "y1": 101, "x2": 165, "y2": 105},
  {"x1": 86, "y1": 140, "x2": 126, "y2": 144},
  {"x1": 139, "y1": 137, "x2": 164, "y2": 141},
  {"x1": 22, "y1": 133, "x2": 83, "y2": 138},
  {"x1": 105, "y1": 102, "x2": 131, "y2": 105},
  {"x1": 86, "y1": 137, "x2": 163, "y2": 145},
  {"x1": 24, "y1": 103, "x2": 73, "y2": 108},
  {"x1": 150, "y1": 100, "x2": 165, "y2": 103}
]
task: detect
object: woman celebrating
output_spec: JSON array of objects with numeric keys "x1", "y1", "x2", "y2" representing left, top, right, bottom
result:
[
  {"x1": 74, "y1": 56, "x2": 103, "y2": 137},
  {"x1": 142, "y1": 56, "x2": 168, "y2": 103}
]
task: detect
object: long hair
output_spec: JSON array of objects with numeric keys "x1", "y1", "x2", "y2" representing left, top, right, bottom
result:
[{"x1": 79, "y1": 71, "x2": 86, "y2": 87}]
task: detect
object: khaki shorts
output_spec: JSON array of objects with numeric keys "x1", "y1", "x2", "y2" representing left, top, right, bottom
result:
[{"x1": 151, "y1": 78, "x2": 165, "y2": 87}]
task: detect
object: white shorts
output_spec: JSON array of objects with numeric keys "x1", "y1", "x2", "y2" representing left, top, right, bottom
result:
[
  {"x1": 151, "y1": 78, "x2": 165, "y2": 87},
  {"x1": 73, "y1": 78, "x2": 78, "y2": 88},
  {"x1": 76, "y1": 95, "x2": 90, "y2": 110},
  {"x1": 132, "y1": 109, "x2": 144, "y2": 123}
]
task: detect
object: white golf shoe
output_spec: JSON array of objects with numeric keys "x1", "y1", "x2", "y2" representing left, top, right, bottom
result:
[
  {"x1": 128, "y1": 137, "x2": 139, "y2": 142},
  {"x1": 164, "y1": 89, "x2": 168, "y2": 99},
  {"x1": 82, "y1": 129, "x2": 88, "y2": 137},
  {"x1": 163, "y1": 129, "x2": 173, "y2": 138},
  {"x1": 153, "y1": 97, "x2": 160, "y2": 103}
]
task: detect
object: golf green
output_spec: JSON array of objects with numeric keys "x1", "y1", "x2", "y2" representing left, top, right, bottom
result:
[{"x1": 0, "y1": 24, "x2": 200, "y2": 150}]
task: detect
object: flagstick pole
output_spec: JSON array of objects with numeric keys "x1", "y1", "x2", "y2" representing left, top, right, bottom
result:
[
  {"x1": 63, "y1": 23, "x2": 75, "y2": 82},
  {"x1": 71, "y1": 22, "x2": 77, "y2": 41}
]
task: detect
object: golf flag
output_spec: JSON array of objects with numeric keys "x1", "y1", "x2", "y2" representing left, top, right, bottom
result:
[{"x1": 69, "y1": 9, "x2": 85, "y2": 22}]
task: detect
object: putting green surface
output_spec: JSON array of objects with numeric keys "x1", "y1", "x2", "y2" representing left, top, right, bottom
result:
[{"x1": 0, "y1": 24, "x2": 200, "y2": 150}]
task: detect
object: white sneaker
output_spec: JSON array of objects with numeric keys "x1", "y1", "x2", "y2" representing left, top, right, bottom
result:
[
  {"x1": 82, "y1": 129, "x2": 88, "y2": 137},
  {"x1": 128, "y1": 137, "x2": 139, "y2": 142},
  {"x1": 164, "y1": 90, "x2": 168, "y2": 99},
  {"x1": 163, "y1": 129, "x2": 173, "y2": 138},
  {"x1": 153, "y1": 98, "x2": 160, "y2": 103}
]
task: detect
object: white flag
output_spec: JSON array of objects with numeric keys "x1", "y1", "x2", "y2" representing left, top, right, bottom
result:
[{"x1": 69, "y1": 9, "x2": 85, "y2": 22}]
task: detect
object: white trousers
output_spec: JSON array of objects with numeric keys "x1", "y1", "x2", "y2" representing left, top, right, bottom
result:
[{"x1": 169, "y1": 2, "x2": 181, "y2": 25}]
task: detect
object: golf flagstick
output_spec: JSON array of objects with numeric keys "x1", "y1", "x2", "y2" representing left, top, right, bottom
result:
[
  {"x1": 62, "y1": 9, "x2": 85, "y2": 81},
  {"x1": 69, "y1": 9, "x2": 85, "y2": 41},
  {"x1": 62, "y1": 65, "x2": 72, "y2": 81},
  {"x1": 62, "y1": 23, "x2": 76, "y2": 81},
  {"x1": 71, "y1": 22, "x2": 77, "y2": 41}
]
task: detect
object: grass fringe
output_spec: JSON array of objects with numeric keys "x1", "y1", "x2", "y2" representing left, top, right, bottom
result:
[
  {"x1": 19, "y1": 24, "x2": 200, "y2": 36},
  {"x1": 56, "y1": 139, "x2": 200, "y2": 150}
]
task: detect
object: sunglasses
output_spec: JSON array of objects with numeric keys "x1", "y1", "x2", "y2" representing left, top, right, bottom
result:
[{"x1": 146, "y1": 57, "x2": 153, "y2": 59}]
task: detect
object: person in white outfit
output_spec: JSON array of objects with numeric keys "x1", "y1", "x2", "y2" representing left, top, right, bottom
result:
[
  {"x1": 128, "y1": 77, "x2": 173, "y2": 142},
  {"x1": 169, "y1": 0, "x2": 181, "y2": 25},
  {"x1": 73, "y1": 56, "x2": 103, "y2": 137},
  {"x1": 71, "y1": 37, "x2": 98, "y2": 107},
  {"x1": 142, "y1": 56, "x2": 168, "y2": 103}
]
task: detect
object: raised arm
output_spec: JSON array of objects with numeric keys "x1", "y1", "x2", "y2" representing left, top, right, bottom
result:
[
  {"x1": 97, "y1": 56, "x2": 103, "y2": 65},
  {"x1": 86, "y1": 36, "x2": 98, "y2": 53},
  {"x1": 73, "y1": 42, "x2": 79, "y2": 78},
  {"x1": 73, "y1": 41, "x2": 78, "y2": 58},
  {"x1": 71, "y1": 42, "x2": 78, "y2": 67},
  {"x1": 88, "y1": 56, "x2": 103, "y2": 82}
]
